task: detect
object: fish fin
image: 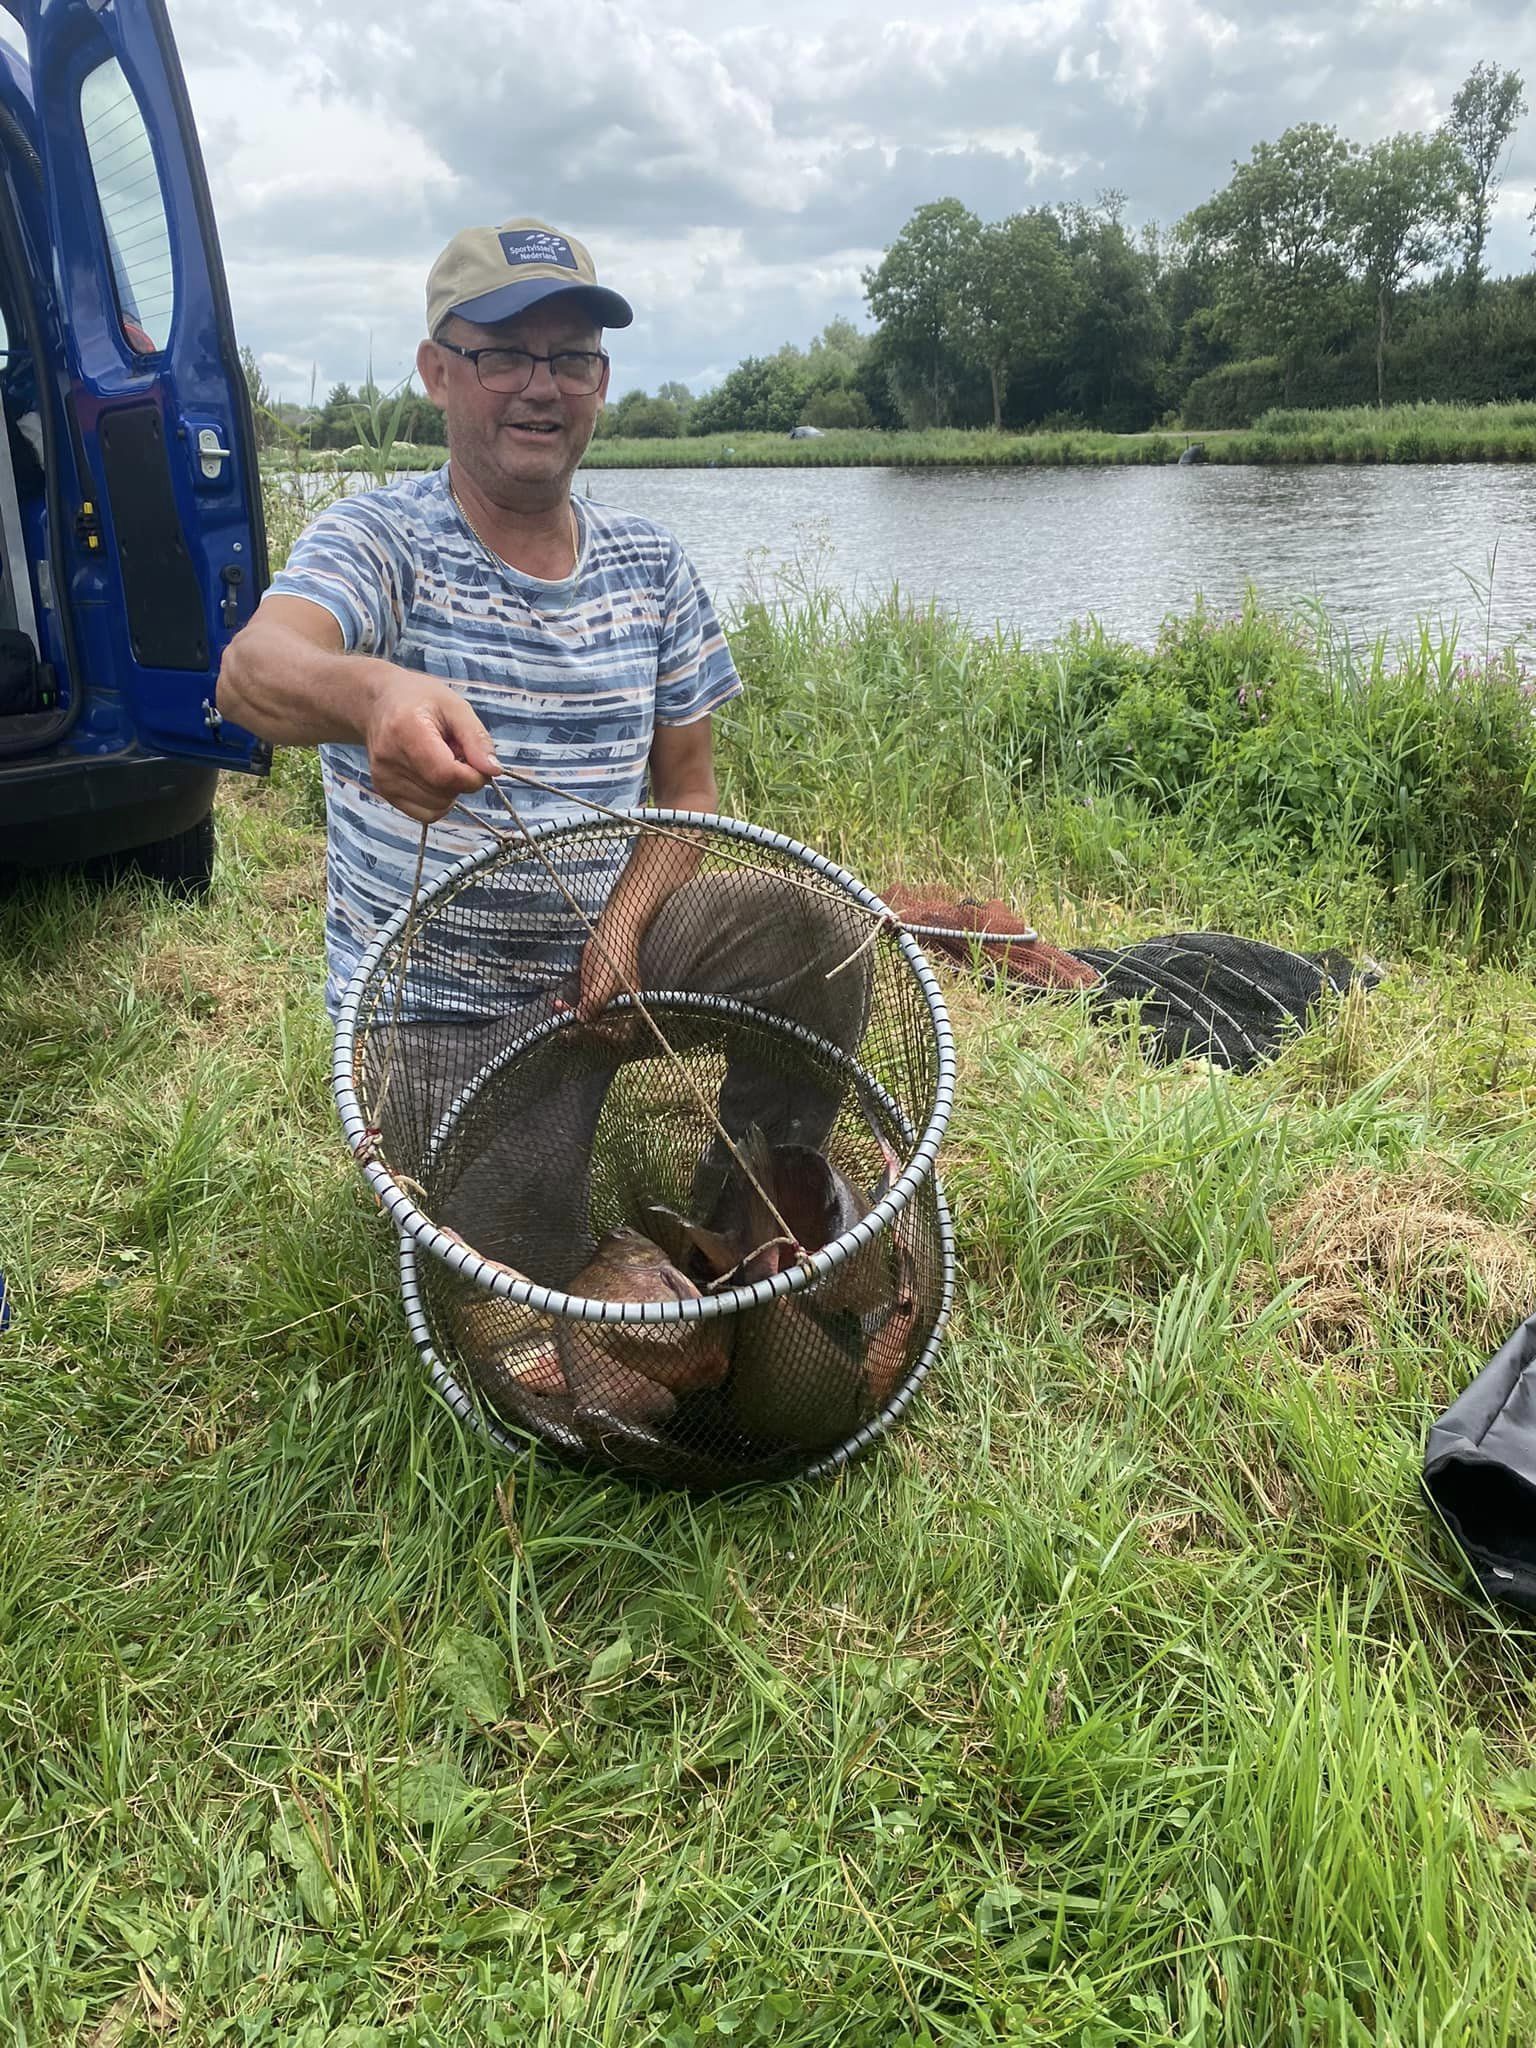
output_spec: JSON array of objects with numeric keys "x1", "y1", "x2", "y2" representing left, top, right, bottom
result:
[
  {"x1": 642, "y1": 1204, "x2": 698, "y2": 1268},
  {"x1": 685, "y1": 1220, "x2": 744, "y2": 1278},
  {"x1": 736, "y1": 1124, "x2": 791, "y2": 1253},
  {"x1": 572, "y1": 1404, "x2": 674, "y2": 1458},
  {"x1": 642, "y1": 1202, "x2": 755, "y2": 1285},
  {"x1": 509, "y1": 1342, "x2": 567, "y2": 1396},
  {"x1": 869, "y1": 1137, "x2": 903, "y2": 1204}
]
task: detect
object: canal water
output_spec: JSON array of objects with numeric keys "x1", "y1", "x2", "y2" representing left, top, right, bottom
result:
[{"x1": 577, "y1": 461, "x2": 1536, "y2": 649}]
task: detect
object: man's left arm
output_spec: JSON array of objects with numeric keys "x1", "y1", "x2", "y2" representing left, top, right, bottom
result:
[{"x1": 574, "y1": 717, "x2": 720, "y2": 1020}]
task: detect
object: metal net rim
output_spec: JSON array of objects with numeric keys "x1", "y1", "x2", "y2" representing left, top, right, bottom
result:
[
  {"x1": 396, "y1": 1177, "x2": 957, "y2": 1482},
  {"x1": 332, "y1": 808, "x2": 957, "y2": 1324}
]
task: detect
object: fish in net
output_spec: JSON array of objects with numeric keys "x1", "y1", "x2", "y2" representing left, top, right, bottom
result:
[{"x1": 337, "y1": 786, "x2": 956, "y2": 1487}]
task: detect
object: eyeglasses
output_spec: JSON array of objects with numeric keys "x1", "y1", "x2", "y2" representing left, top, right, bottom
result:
[{"x1": 435, "y1": 339, "x2": 609, "y2": 396}]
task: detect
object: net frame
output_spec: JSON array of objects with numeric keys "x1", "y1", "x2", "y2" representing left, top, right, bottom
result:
[{"x1": 332, "y1": 808, "x2": 958, "y2": 1480}]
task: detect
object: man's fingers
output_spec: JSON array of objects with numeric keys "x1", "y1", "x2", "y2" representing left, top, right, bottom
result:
[
  {"x1": 376, "y1": 729, "x2": 494, "y2": 821},
  {"x1": 374, "y1": 749, "x2": 477, "y2": 823},
  {"x1": 366, "y1": 679, "x2": 503, "y2": 822},
  {"x1": 437, "y1": 697, "x2": 502, "y2": 780}
]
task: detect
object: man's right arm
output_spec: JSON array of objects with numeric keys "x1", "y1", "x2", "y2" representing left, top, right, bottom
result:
[{"x1": 217, "y1": 596, "x2": 501, "y2": 824}]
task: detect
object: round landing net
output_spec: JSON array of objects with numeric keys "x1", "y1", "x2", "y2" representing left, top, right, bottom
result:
[{"x1": 334, "y1": 809, "x2": 956, "y2": 1487}]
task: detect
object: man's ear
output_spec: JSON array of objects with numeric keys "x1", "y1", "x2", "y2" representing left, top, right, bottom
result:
[{"x1": 417, "y1": 337, "x2": 449, "y2": 403}]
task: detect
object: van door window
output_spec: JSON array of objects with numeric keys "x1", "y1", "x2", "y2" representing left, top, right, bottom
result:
[{"x1": 79, "y1": 58, "x2": 174, "y2": 354}]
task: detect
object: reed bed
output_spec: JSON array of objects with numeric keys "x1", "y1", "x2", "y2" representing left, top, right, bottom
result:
[{"x1": 5, "y1": 526, "x2": 1536, "y2": 2041}]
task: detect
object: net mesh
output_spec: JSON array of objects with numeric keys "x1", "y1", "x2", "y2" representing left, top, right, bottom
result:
[{"x1": 339, "y1": 815, "x2": 953, "y2": 1487}]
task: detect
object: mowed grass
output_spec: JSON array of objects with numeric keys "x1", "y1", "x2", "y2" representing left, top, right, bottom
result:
[{"x1": 7, "y1": 592, "x2": 1536, "y2": 2043}]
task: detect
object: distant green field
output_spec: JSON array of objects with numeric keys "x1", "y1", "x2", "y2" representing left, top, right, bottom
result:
[{"x1": 274, "y1": 400, "x2": 1536, "y2": 474}]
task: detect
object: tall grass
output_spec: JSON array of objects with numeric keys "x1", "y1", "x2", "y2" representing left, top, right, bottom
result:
[
  {"x1": 1252, "y1": 398, "x2": 1536, "y2": 439},
  {"x1": 717, "y1": 589, "x2": 1536, "y2": 960},
  {"x1": 7, "y1": 521, "x2": 1536, "y2": 2038},
  {"x1": 587, "y1": 405, "x2": 1536, "y2": 467}
]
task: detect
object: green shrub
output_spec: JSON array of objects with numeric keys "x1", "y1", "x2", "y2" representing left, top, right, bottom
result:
[
  {"x1": 1182, "y1": 359, "x2": 1288, "y2": 429},
  {"x1": 803, "y1": 388, "x2": 874, "y2": 430}
]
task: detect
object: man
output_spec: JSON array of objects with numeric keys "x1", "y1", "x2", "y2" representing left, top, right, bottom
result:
[
  {"x1": 218, "y1": 216, "x2": 740, "y2": 1024},
  {"x1": 218, "y1": 217, "x2": 869, "y2": 1271}
]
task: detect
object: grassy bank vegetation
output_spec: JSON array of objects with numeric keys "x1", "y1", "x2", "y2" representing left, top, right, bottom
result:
[
  {"x1": 270, "y1": 399, "x2": 1536, "y2": 475},
  {"x1": 7, "y1": 557, "x2": 1536, "y2": 2040},
  {"x1": 586, "y1": 400, "x2": 1536, "y2": 467}
]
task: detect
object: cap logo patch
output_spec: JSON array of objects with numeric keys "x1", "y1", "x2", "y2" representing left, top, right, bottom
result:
[{"x1": 499, "y1": 229, "x2": 578, "y2": 272}]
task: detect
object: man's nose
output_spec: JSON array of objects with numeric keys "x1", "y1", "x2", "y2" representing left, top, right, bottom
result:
[{"x1": 524, "y1": 354, "x2": 562, "y2": 397}]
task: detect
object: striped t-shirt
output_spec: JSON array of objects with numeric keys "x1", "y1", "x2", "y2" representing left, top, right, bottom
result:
[{"x1": 265, "y1": 467, "x2": 743, "y2": 1016}]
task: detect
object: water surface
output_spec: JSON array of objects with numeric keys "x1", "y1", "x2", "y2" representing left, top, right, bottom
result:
[{"x1": 578, "y1": 463, "x2": 1536, "y2": 648}]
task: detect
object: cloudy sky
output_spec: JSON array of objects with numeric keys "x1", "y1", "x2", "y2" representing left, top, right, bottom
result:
[{"x1": 155, "y1": 0, "x2": 1536, "y2": 402}]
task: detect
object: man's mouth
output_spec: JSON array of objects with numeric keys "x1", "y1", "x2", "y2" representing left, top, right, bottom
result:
[{"x1": 504, "y1": 419, "x2": 561, "y2": 437}]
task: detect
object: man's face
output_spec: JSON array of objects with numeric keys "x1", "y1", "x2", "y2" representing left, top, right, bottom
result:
[{"x1": 417, "y1": 299, "x2": 610, "y2": 506}]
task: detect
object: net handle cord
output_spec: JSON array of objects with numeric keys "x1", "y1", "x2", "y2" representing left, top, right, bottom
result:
[
  {"x1": 355, "y1": 760, "x2": 1037, "y2": 1244},
  {"x1": 468, "y1": 761, "x2": 1042, "y2": 954},
  {"x1": 356, "y1": 773, "x2": 801, "y2": 1256}
]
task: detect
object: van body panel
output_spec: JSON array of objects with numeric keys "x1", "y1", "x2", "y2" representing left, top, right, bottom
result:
[{"x1": 0, "y1": 747, "x2": 213, "y2": 856}]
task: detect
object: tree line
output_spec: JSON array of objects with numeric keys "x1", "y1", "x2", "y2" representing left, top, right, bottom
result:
[{"x1": 615, "y1": 58, "x2": 1536, "y2": 436}]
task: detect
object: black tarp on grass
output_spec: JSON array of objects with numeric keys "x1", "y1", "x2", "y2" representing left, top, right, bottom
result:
[{"x1": 1424, "y1": 1307, "x2": 1536, "y2": 1613}]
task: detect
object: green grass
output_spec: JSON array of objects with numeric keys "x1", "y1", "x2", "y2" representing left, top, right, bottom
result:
[
  {"x1": 273, "y1": 400, "x2": 1536, "y2": 473},
  {"x1": 8, "y1": 576, "x2": 1536, "y2": 2042}
]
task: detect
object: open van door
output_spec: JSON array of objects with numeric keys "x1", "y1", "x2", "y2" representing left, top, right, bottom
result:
[{"x1": 18, "y1": 0, "x2": 268, "y2": 770}]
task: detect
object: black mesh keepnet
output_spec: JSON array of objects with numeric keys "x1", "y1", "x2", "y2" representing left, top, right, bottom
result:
[
  {"x1": 340, "y1": 817, "x2": 953, "y2": 1487},
  {"x1": 1070, "y1": 933, "x2": 1376, "y2": 1071}
]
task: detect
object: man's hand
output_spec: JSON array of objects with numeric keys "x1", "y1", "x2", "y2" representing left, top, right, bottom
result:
[
  {"x1": 362, "y1": 676, "x2": 502, "y2": 824},
  {"x1": 218, "y1": 597, "x2": 502, "y2": 824},
  {"x1": 575, "y1": 918, "x2": 641, "y2": 1022},
  {"x1": 569, "y1": 717, "x2": 721, "y2": 1021}
]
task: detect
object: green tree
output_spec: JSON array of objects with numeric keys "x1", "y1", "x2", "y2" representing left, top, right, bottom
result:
[
  {"x1": 864, "y1": 199, "x2": 983, "y2": 426},
  {"x1": 1184, "y1": 123, "x2": 1356, "y2": 405},
  {"x1": 615, "y1": 393, "x2": 683, "y2": 438},
  {"x1": 849, "y1": 328, "x2": 905, "y2": 430},
  {"x1": 397, "y1": 389, "x2": 445, "y2": 445},
  {"x1": 690, "y1": 354, "x2": 809, "y2": 435},
  {"x1": 309, "y1": 382, "x2": 357, "y2": 450},
  {"x1": 1445, "y1": 61, "x2": 1527, "y2": 297},
  {"x1": 1061, "y1": 198, "x2": 1167, "y2": 428},
  {"x1": 1346, "y1": 132, "x2": 1457, "y2": 405},
  {"x1": 239, "y1": 344, "x2": 279, "y2": 448},
  {"x1": 1158, "y1": 225, "x2": 1234, "y2": 413},
  {"x1": 969, "y1": 209, "x2": 1075, "y2": 429},
  {"x1": 806, "y1": 318, "x2": 870, "y2": 376},
  {"x1": 655, "y1": 380, "x2": 695, "y2": 430}
]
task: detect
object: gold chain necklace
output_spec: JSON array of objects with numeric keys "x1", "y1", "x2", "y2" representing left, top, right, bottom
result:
[{"x1": 450, "y1": 477, "x2": 579, "y2": 576}]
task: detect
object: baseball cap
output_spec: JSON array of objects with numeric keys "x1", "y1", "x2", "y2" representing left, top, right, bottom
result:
[{"x1": 426, "y1": 218, "x2": 634, "y2": 337}]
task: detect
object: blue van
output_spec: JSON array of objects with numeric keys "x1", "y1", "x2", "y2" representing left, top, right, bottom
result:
[{"x1": 0, "y1": 0, "x2": 266, "y2": 894}]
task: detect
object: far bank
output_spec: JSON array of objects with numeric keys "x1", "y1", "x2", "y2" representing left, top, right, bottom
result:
[{"x1": 272, "y1": 402, "x2": 1536, "y2": 475}]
